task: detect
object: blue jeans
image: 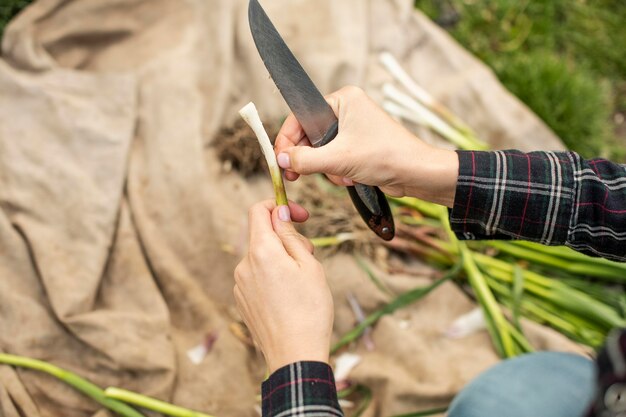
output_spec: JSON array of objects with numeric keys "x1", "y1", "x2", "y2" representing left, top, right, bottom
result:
[{"x1": 448, "y1": 352, "x2": 596, "y2": 417}]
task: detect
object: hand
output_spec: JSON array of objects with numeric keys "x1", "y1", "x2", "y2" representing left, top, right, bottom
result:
[
  {"x1": 234, "y1": 201, "x2": 334, "y2": 373},
  {"x1": 274, "y1": 86, "x2": 459, "y2": 207}
]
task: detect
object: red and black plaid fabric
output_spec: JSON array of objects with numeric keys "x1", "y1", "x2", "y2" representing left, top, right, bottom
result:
[
  {"x1": 262, "y1": 362, "x2": 343, "y2": 417},
  {"x1": 450, "y1": 150, "x2": 626, "y2": 261}
]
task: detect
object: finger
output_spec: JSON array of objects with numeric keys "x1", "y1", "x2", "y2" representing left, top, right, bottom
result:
[
  {"x1": 276, "y1": 136, "x2": 311, "y2": 181},
  {"x1": 284, "y1": 170, "x2": 300, "y2": 182},
  {"x1": 275, "y1": 113, "x2": 307, "y2": 153},
  {"x1": 296, "y1": 136, "x2": 312, "y2": 147},
  {"x1": 288, "y1": 200, "x2": 309, "y2": 223},
  {"x1": 248, "y1": 200, "x2": 308, "y2": 243},
  {"x1": 325, "y1": 85, "x2": 365, "y2": 117},
  {"x1": 248, "y1": 200, "x2": 284, "y2": 252},
  {"x1": 324, "y1": 92, "x2": 341, "y2": 117},
  {"x1": 277, "y1": 142, "x2": 343, "y2": 176},
  {"x1": 271, "y1": 207, "x2": 314, "y2": 261}
]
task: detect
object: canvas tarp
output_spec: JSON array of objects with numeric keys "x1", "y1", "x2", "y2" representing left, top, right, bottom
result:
[{"x1": 0, "y1": 1, "x2": 574, "y2": 416}]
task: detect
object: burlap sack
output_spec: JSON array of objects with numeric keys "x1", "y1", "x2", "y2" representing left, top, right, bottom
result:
[{"x1": 0, "y1": 1, "x2": 571, "y2": 416}]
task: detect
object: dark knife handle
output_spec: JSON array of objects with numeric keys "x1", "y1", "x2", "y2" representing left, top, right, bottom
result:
[
  {"x1": 348, "y1": 184, "x2": 395, "y2": 240},
  {"x1": 316, "y1": 121, "x2": 395, "y2": 241}
]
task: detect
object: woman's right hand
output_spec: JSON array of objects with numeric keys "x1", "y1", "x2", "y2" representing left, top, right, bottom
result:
[{"x1": 274, "y1": 86, "x2": 459, "y2": 208}]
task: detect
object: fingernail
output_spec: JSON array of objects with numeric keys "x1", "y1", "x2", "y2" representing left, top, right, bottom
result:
[
  {"x1": 342, "y1": 177, "x2": 354, "y2": 185},
  {"x1": 278, "y1": 205, "x2": 291, "y2": 222},
  {"x1": 277, "y1": 153, "x2": 291, "y2": 169}
]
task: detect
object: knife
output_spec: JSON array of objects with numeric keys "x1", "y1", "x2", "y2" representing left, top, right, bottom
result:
[{"x1": 248, "y1": 0, "x2": 395, "y2": 241}]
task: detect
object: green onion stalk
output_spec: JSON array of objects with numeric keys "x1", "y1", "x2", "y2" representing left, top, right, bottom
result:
[
  {"x1": 488, "y1": 279, "x2": 606, "y2": 347},
  {"x1": 514, "y1": 241, "x2": 626, "y2": 270},
  {"x1": 310, "y1": 233, "x2": 356, "y2": 248},
  {"x1": 104, "y1": 388, "x2": 215, "y2": 417},
  {"x1": 458, "y1": 243, "x2": 519, "y2": 357},
  {"x1": 440, "y1": 206, "x2": 527, "y2": 356},
  {"x1": 0, "y1": 354, "x2": 146, "y2": 417},
  {"x1": 559, "y1": 278, "x2": 626, "y2": 315},
  {"x1": 487, "y1": 241, "x2": 626, "y2": 282},
  {"x1": 382, "y1": 89, "x2": 487, "y2": 151},
  {"x1": 511, "y1": 264, "x2": 525, "y2": 334},
  {"x1": 0, "y1": 354, "x2": 220, "y2": 417},
  {"x1": 354, "y1": 254, "x2": 395, "y2": 297},
  {"x1": 379, "y1": 52, "x2": 482, "y2": 146},
  {"x1": 239, "y1": 102, "x2": 288, "y2": 206}
]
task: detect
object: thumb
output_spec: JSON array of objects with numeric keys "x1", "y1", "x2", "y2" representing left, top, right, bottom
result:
[
  {"x1": 271, "y1": 206, "x2": 314, "y2": 261},
  {"x1": 278, "y1": 143, "x2": 343, "y2": 176}
]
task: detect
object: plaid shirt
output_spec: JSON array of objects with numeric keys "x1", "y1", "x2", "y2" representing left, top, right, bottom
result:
[
  {"x1": 262, "y1": 362, "x2": 343, "y2": 417},
  {"x1": 450, "y1": 150, "x2": 626, "y2": 261},
  {"x1": 262, "y1": 150, "x2": 626, "y2": 417}
]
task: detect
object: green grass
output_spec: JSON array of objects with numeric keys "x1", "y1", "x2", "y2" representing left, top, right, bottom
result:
[
  {"x1": 0, "y1": 0, "x2": 31, "y2": 38},
  {"x1": 498, "y1": 51, "x2": 614, "y2": 158},
  {"x1": 415, "y1": 0, "x2": 626, "y2": 160}
]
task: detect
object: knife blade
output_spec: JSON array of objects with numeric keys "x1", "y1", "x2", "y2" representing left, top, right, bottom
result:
[{"x1": 248, "y1": 0, "x2": 395, "y2": 241}]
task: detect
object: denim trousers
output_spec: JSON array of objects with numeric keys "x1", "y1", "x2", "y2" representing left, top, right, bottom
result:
[{"x1": 448, "y1": 352, "x2": 596, "y2": 417}]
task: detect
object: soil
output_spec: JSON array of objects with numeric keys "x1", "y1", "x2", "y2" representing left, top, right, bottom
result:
[{"x1": 213, "y1": 119, "x2": 278, "y2": 177}]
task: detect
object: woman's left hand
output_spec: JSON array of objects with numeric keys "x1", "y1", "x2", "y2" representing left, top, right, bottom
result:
[{"x1": 234, "y1": 200, "x2": 334, "y2": 373}]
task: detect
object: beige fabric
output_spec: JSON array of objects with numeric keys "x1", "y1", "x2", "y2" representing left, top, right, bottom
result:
[
  {"x1": 0, "y1": 1, "x2": 571, "y2": 416},
  {"x1": 325, "y1": 255, "x2": 584, "y2": 416}
]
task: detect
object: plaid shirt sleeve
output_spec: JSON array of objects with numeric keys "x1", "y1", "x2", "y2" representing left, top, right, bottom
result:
[
  {"x1": 450, "y1": 150, "x2": 626, "y2": 262},
  {"x1": 262, "y1": 361, "x2": 343, "y2": 417}
]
